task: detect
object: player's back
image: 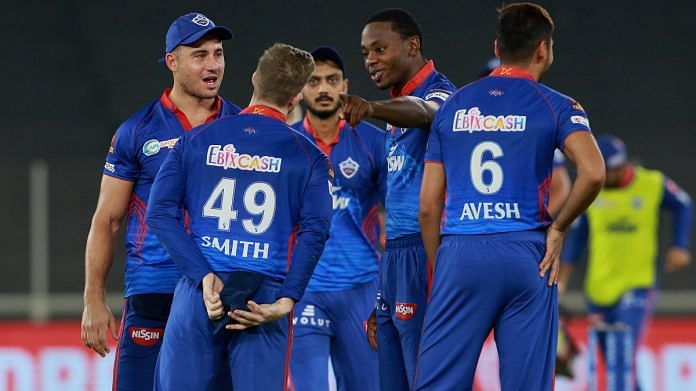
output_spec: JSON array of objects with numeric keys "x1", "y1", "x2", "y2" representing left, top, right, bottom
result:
[
  {"x1": 180, "y1": 111, "x2": 329, "y2": 281},
  {"x1": 427, "y1": 67, "x2": 591, "y2": 234}
]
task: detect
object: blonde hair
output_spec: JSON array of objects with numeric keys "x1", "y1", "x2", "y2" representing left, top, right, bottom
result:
[{"x1": 255, "y1": 43, "x2": 315, "y2": 106}]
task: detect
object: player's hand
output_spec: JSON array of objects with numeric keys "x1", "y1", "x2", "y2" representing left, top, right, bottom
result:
[
  {"x1": 226, "y1": 297, "x2": 294, "y2": 330},
  {"x1": 540, "y1": 225, "x2": 565, "y2": 286},
  {"x1": 665, "y1": 247, "x2": 691, "y2": 272},
  {"x1": 366, "y1": 309, "x2": 378, "y2": 350},
  {"x1": 339, "y1": 93, "x2": 374, "y2": 127},
  {"x1": 81, "y1": 298, "x2": 119, "y2": 357},
  {"x1": 202, "y1": 272, "x2": 225, "y2": 320}
]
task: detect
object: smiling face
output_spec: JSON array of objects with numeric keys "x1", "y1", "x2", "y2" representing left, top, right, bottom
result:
[
  {"x1": 302, "y1": 61, "x2": 347, "y2": 119},
  {"x1": 361, "y1": 21, "x2": 415, "y2": 90},
  {"x1": 167, "y1": 35, "x2": 225, "y2": 99}
]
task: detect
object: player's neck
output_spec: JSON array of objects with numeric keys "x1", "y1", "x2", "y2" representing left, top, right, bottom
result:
[
  {"x1": 395, "y1": 58, "x2": 428, "y2": 91},
  {"x1": 168, "y1": 86, "x2": 218, "y2": 127},
  {"x1": 248, "y1": 96, "x2": 289, "y2": 117},
  {"x1": 307, "y1": 113, "x2": 341, "y2": 144}
]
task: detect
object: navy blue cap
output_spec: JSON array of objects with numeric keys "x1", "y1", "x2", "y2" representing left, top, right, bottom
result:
[
  {"x1": 596, "y1": 135, "x2": 628, "y2": 169},
  {"x1": 310, "y1": 46, "x2": 345, "y2": 74},
  {"x1": 160, "y1": 13, "x2": 232, "y2": 62}
]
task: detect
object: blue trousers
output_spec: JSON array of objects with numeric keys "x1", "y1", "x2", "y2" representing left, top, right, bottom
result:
[
  {"x1": 112, "y1": 294, "x2": 171, "y2": 391},
  {"x1": 154, "y1": 275, "x2": 291, "y2": 391},
  {"x1": 377, "y1": 234, "x2": 429, "y2": 391},
  {"x1": 415, "y1": 232, "x2": 558, "y2": 391},
  {"x1": 290, "y1": 278, "x2": 379, "y2": 391}
]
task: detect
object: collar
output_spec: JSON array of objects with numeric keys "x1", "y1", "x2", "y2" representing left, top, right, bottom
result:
[
  {"x1": 390, "y1": 60, "x2": 436, "y2": 98},
  {"x1": 240, "y1": 105, "x2": 287, "y2": 122},
  {"x1": 160, "y1": 88, "x2": 222, "y2": 131},
  {"x1": 489, "y1": 66, "x2": 537, "y2": 80},
  {"x1": 303, "y1": 115, "x2": 346, "y2": 156}
]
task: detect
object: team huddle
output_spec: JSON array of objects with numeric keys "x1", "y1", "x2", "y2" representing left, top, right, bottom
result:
[{"x1": 80, "y1": 3, "x2": 692, "y2": 391}]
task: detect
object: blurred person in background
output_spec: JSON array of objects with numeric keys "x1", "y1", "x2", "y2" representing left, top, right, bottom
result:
[
  {"x1": 81, "y1": 12, "x2": 240, "y2": 390},
  {"x1": 559, "y1": 134, "x2": 693, "y2": 390}
]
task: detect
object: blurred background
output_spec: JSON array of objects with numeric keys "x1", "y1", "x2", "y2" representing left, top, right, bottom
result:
[{"x1": 1, "y1": 1, "x2": 694, "y2": 390}]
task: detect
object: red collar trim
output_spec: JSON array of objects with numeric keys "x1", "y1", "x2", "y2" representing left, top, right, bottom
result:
[
  {"x1": 617, "y1": 165, "x2": 635, "y2": 188},
  {"x1": 241, "y1": 105, "x2": 287, "y2": 122},
  {"x1": 390, "y1": 60, "x2": 436, "y2": 98},
  {"x1": 159, "y1": 88, "x2": 222, "y2": 131},
  {"x1": 303, "y1": 116, "x2": 345, "y2": 156},
  {"x1": 489, "y1": 66, "x2": 537, "y2": 80}
]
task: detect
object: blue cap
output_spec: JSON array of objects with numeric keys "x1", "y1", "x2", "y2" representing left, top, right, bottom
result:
[
  {"x1": 160, "y1": 13, "x2": 233, "y2": 61},
  {"x1": 310, "y1": 46, "x2": 345, "y2": 74},
  {"x1": 596, "y1": 135, "x2": 628, "y2": 169}
]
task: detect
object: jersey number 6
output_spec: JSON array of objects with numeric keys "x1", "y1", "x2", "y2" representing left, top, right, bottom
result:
[{"x1": 470, "y1": 141, "x2": 504, "y2": 195}]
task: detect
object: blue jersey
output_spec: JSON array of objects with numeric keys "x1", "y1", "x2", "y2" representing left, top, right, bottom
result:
[
  {"x1": 104, "y1": 89, "x2": 240, "y2": 296},
  {"x1": 146, "y1": 106, "x2": 333, "y2": 301},
  {"x1": 385, "y1": 61, "x2": 455, "y2": 239},
  {"x1": 293, "y1": 117, "x2": 386, "y2": 291},
  {"x1": 425, "y1": 66, "x2": 592, "y2": 234}
]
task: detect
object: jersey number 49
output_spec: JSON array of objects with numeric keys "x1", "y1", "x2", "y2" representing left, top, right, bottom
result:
[{"x1": 202, "y1": 178, "x2": 276, "y2": 234}]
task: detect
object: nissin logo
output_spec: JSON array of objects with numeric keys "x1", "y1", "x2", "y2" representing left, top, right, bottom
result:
[
  {"x1": 395, "y1": 302, "x2": 417, "y2": 320},
  {"x1": 129, "y1": 327, "x2": 163, "y2": 346}
]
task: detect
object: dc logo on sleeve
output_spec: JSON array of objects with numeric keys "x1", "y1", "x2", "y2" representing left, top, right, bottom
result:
[{"x1": 339, "y1": 157, "x2": 360, "y2": 179}]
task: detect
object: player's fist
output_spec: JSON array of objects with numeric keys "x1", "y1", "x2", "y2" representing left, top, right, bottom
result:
[
  {"x1": 202, "y1": 272, "x2": 225, "y2": 320},
  {"x1": 366, "y1": 309, "x2": 378, "y2": 350},
  {"x1": 81, "y1": 298, "x2": 119, "y2": 357},
  {"x1": 665, "y1": 247, "x2": 691, "y2": 272},
  {"x1": 339, "y1": 93, "x2": 374, "y2": 127}
]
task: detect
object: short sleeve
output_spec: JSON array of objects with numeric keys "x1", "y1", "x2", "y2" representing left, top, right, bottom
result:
[
  {"x1": 103, "y1": 122, "x2": 139, "y2": 181},
  {"x1": 557, "y1": 98, "x2": 591, "y2": 151}
]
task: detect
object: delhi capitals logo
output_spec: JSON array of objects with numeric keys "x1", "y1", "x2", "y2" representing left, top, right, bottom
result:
[
  {"x1": 143, "y1": 139, "x2": 161, "y2": 156},
  {"x1": 191, "y1": 14, "x2": 211, "y2": 26},
  {"x1": 339, "y1": 157, "x2": 359, "y2": 179}
]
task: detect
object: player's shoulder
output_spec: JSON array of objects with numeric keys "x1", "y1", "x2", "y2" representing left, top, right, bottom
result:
[
  {"x1": 115, "y1": 98, "x2": 162, "y2": 137},
  {"x1": 535, "y1": 82, "x2": 586, "y2": 111},
  {"x1": 354, "y1": 121, "x2": 386, "y2": 140},
  {"x1": 425, "y1": 71, "x2": 457, "y2": 96}
]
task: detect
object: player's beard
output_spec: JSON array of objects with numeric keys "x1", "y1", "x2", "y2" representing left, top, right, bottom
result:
[
  {"x1": 180, "y1": 74, "x2": 220, "y2": 100},
  {"x1": 306, "y1": 102, "x2": 340, "y2": 120}
]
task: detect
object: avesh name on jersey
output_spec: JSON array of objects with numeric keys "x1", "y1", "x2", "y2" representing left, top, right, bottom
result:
[{"x1": 459, "y1": 202, "x2": 521, "y2": 221}]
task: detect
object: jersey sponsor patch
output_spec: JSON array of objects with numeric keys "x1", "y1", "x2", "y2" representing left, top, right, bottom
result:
[
  {"x1": 453, "y1": 107, "x2": 526, "y2": 133},
  {"x1": 425, "y1": 90, "x2": 451, "y2": 102},
  {"x1": 104, "y1": 162, "x2": 116, "y2": 173},
  {"x1": 570, "y1": 115, "x2": 590, "y2": 127},
  {"x1": 129, "y1": 327, "x2": 163, "y2": 346},
  {"x1": 142, "y1": 138, "x2": 179, "y2": 156},
  {"x1": 338, "y1": 157, "x2": 360, "y2": 179},
  {"x1": 395, "y1": 302, "x2": 417, "y2": 320},
  {"x1": 206, "y1": 144, "x2": 282, "y2": 173},
  {"x1": 569, "y1": 99, "x2": 585, "y2": 112}
]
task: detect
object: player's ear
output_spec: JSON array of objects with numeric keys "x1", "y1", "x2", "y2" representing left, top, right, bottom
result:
[
  {"x1": 342, "y1": 78, "x2": 349, "y2": 94},
  {"x1": 493, "y1": 39, "x2": 500, "y2": 59},
  {"x1": 165, "y1": 53, "x2": 177, "y2": 72},
  {"x1": 288, "y1": 92, "x2": 303, "y2": 112},
  {"x1": 251, "y1": 71, "x2": 258, "y2": 88},
  {"x1": 407, "y1": 36, "x2": 421, "y2": 57},
  {"x1": 536, "y1": 39, "x2": 549, "y2": 65}
]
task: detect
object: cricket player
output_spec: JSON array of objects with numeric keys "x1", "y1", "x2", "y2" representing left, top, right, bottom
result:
[
  {"x1": 289, "y1": 46, "x2": 386, "y2": 391},
  {"x1": 559, "y1": 134, "x2": 693, "y2": 390},
  {"x1": 340, "y1": 8, "x2": 456, "y2": 390},
  {"x1": 146, "y1": 43, "x2": 333, "y2": 390},
  {"x1": 416, "y1": 3, "x2": 606, "y2": 390},
  {"x1": 81, "y1": 12, "x2": 239, "y2": 390}
]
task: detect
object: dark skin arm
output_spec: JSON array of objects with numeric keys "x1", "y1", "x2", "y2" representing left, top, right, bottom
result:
[
  {"x1": 418, "y1": 162, "x2": 447, "y2": 268},
  {"x1": 340, "y1": 94, "x2": 439, "y2": 129}
]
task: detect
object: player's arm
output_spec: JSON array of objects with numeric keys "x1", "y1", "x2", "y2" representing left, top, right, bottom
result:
[
  {"x1": 228, "y1": 155, "x2": 333, "y2": 330},
  {"x1": 419, "y1": 163, "x2": 446, "y2": 268},
  {"x1": 548, "y1": 165, "x2": 571, "y2": 218},
  {"x1": 340, "y1": 94, "x2": 441, "y2": 128},
  {"x1": 660, "y1": 177, "x2": 693, "y2": 272},
  {"x1": 145, "y1": 140, "x2": 224, "y2": 319},
  {"x1": 82, "y1": 175, "x2": 133, "y2": 357},
  {"x1": 557, "y1": 214, "x2": 589, "y2": 295},
  {"x1": 539, "y1": 132, "x2": 605, "y2": 286}
]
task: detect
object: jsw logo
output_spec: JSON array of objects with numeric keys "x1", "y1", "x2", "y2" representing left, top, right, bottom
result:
[
  {"x1": 387, "y1": 155, "x2": 405, "y2": 172},
  {"x1": 332, "y1": 195, "x2": 350, "y2": 210}
]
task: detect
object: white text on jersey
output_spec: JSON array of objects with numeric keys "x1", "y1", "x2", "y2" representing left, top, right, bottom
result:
[
  {"x1": 459, "y1": 202, "x2": 521, "y2": 220},
  {"x1": 453, "y1": 107, "x2": 526, "y2": 133},
  {"x1": 201, "y1": 236, "x2": 270, "y2": 259},
  {"x1": 206, "y1": 144, "x2": 282, "y2": 173}
]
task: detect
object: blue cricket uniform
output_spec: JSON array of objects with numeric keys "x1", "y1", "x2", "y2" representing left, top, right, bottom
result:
[
  {"x1": 415, "y1": 66, "x2": 592, "y2": 390},
  {"x1": 377, "y1": 60, "x2": 455, "y2": 390},
  {"x1": 289, "y1": 117, "x2": 386, "y2": 391},
  {"x1": 104, "y1": 89, "x2": 239, "y2": 391},
  {"x1": 146, "y1": 105, "x2": 333, "y2": 391}
]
